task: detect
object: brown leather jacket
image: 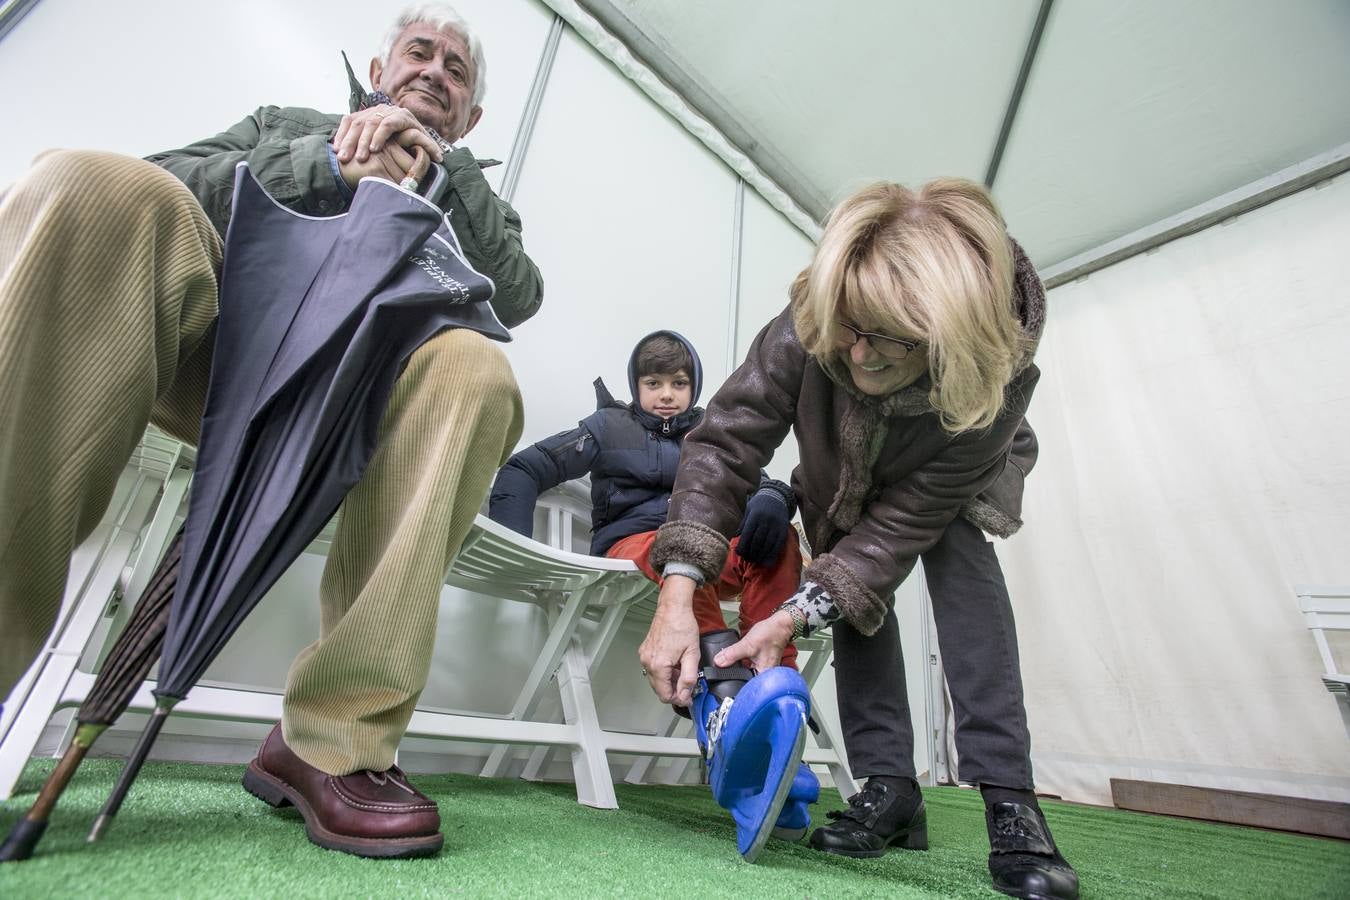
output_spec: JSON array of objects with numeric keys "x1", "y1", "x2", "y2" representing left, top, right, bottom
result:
[{"x1": 651, "y1": 242, "x2": 1045, "y2": 636}]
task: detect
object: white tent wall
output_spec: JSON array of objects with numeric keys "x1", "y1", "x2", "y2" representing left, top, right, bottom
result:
[
  {"x1": 1007, "y1": 172, "x2": 1350, "y2": 806},
  {"x1": 6, "y1": 0, "x2": 1346, "y2": 807}
]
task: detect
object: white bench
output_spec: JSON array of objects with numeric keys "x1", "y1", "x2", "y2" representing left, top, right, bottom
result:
[
  {"x1": 1, "y1": 431, "x2": 855, "y2": 809},
  {"x1": 1296, "y1": 584, "x2": 1350, "y2": 739}
]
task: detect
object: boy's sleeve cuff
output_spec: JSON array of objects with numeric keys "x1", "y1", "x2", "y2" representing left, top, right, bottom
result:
[{"x1": 659, "y1": 562, "x2": 706, "y2": 586}]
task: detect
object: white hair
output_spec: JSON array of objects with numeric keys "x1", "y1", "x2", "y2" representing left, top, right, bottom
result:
[{"x1": 379, "y1": 3, "x2": 487, "y2": 106}]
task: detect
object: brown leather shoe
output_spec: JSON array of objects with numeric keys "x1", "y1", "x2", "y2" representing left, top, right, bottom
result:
[{"x1": 242, "y1": 724, "x2": 443, "y2": 858}]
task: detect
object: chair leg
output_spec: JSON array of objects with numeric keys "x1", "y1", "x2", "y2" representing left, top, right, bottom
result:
[
  {"x1": 556, "y1": 638, "x2": 616, "y2": 809},
  {"x1": 480, "y1": 589, "x2": 587, "y2": 779},
  {"x1": 0, "y1": 474, "x2": 156, "y2": 797},
  {"x1": 624, "y1": 713, "x2": 688, "y2": 785},
  {"x1": 800, "y1": 646, "x2": 858, "y2": 799}
]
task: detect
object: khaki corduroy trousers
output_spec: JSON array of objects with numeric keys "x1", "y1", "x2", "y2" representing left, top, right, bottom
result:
[{"x1": 0, "y1": 151, "x2": 523, "y2": 775}]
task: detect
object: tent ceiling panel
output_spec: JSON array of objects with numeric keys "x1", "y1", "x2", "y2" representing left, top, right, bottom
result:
[
  {"x1": 995, "y1": 0, "x2": 1350, "y2": 265},
  {"x1": 605, "y1": 0, "x2": 1350, "y2": 268},
  {"x1": 611, "y1": 0, "x2": 1039, "y2": 204}
]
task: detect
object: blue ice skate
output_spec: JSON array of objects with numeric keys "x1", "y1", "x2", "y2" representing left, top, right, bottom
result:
[{"x1": 692, "y1": 630, "x2": 812, "y2": 862}]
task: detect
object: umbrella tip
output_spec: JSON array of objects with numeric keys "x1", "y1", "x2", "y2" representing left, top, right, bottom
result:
[
  {"x1": 0, "y1": 818, "x2": 48, "y2": 862},
  {"x1": 87, "y1": 814, "x2": 112, "y2": 843}
]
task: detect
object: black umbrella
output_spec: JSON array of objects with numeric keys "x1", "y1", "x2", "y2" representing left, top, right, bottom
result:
[
  {"x1": 62, "y1": 160, "x2": 506, "y2": 843},
  {"x1": 3, "y1": 159, "x2": 507, "y2": 858}
]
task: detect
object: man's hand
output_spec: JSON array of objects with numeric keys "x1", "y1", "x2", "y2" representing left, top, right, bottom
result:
[
  {"x1": 713, "y1": 610, "x2": 795, "y2": 674},
  {"x1": 333, "y1": 105, "x2": 444, "y2": 168},
  {"x1": 336, "y1": 141, "x2": 432, "y2": 191},
  {"x1": 638, "y1": 575, "x2": 701, "y2": 706}
]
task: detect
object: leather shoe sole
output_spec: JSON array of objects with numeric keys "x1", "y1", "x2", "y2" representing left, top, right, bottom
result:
[
  {"x1": 244, "y1": 761, "x2": 444, "y2": 858},
  {"x1": 990, "y1": 854, "x2": 1080, "y2": 900}
]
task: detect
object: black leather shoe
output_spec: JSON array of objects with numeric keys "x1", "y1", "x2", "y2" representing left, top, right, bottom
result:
[
  {"x1": 808, "y1": 779, "x2": 928, "y2": 858},
  {"x1": 986, "y1": 801, "x2": 1079, "y2": 899}
]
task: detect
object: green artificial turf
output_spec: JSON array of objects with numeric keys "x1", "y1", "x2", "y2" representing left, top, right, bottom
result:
[{"x1": 2, "y1": 759, "x2": 1347, "y2": 898}]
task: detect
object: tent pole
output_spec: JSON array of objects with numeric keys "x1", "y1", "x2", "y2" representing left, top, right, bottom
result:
[
  {"x1": 542, "y1": 0, "x2": 821, "y2": 240},
  {"x1": 984, "y1": 0, "x2": 1055, "y2": 190},
  {"x1": 1041, "y1": 141, "x2": 1350, "y2": 288}
]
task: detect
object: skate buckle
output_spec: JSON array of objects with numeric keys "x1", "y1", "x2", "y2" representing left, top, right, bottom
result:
[{"x1": 706, "y1": 697, "x2": 734, "y2": 759}]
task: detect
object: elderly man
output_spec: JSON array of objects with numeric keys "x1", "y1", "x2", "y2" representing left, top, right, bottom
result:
[{"x1": 0, "y1": 4, "x2": 539, "y2": 858}]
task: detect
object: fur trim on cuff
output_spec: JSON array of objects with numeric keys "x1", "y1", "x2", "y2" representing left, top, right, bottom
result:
[
  {"x1": 960, "y1": 497, "x2": 1023, "y2": 539},
  {"x1": 804, "y1": 553, "x2": 888, "y2": 636},
  {"x1": 651, "y1": 521, "x2": 729, "y2": 584}
]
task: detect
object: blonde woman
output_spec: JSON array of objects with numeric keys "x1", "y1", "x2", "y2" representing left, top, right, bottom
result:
[{"x1": 639, "y1": 180, "x2": 1078, "y2": 899}]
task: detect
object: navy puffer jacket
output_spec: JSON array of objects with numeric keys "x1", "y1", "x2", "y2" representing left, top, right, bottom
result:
[{"x1": 489, "y1": 331, "x2": 793, "y2": 555}]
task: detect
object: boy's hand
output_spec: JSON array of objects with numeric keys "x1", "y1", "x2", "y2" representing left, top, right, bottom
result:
[
  {"x1": 735, "y1": 490, "x2": 790, "y2": 565},
  {"x1": 639, "y1": 576, "x2": 700, "y2": 706}
]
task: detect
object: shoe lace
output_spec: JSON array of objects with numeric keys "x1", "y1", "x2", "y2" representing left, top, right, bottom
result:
[
  {"x1": 825, "y1": 781, "x2": 889, "y2": 824},
  {"x1": 989, "y1": 805, "x2": 1055, "y2": 855},
  {"x1": 994, "y1": 813, "x2": 1041, "y2": 841},
  {"x1": 364, "y1": 765, "x2": 416, "y2": 795}
]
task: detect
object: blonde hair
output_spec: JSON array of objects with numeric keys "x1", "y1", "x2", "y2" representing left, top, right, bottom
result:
[{"x1": 792, "y1": 179, "x2": 1024, "y2": 432}]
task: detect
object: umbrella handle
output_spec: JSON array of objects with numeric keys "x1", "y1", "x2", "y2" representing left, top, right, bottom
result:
[
  {"x1": 0, "y1": 723, "x2": 106, "y2": 862},
  {"x1": 0, "y1": 819, "x2": 45, "y2": 864},
  {"x1": 419, "y1": 153, "x2": 449, "y2": 206}
]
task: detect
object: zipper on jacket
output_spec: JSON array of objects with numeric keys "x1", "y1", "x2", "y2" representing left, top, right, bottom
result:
[
  {"x1": 661, "y1": 419, "x2": 671, "y2": 435},
  {"x1": 574, "y1": 432, "x2": 591, "y2": 453}
]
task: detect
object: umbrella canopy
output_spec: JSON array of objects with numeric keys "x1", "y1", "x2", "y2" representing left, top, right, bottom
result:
[
  {"x1": 160, "y1": 160, "x2": 505, "y2": 701},
  {"x1": 83, "y1": 161, "x2": 508, "y2": 840}
]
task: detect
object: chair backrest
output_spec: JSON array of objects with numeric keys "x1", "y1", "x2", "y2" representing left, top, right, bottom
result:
[{"x1": 1296, "y1": 585, "x2": 1350, "y2": 677}]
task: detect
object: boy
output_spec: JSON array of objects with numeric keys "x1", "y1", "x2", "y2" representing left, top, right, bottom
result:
[
  {"x1": 489, "y1": 330, "x2": 818, "y2": 859},
  {"x1": 489, "y1": 330, "x2": 802, "y2": 666}
]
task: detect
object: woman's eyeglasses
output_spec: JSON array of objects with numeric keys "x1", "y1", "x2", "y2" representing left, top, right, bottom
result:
[{"x1": 835, "y1": 321, "x2": 920, "y2": 360}]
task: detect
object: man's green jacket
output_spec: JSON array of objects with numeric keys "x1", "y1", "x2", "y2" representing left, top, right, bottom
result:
[{"x1": 146, "y1": 105, "x2": 543, "y2": 328}]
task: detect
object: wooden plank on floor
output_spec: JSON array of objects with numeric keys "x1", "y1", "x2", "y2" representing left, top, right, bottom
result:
[{"x1": 1110, "y1": 778, "x2": 1350, "y2": 840}]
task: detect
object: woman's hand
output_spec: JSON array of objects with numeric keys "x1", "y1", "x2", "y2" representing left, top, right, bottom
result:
[
  {"x1": 713, "y1": 609, "x2": 796, "y2": 674},
  {"x1": 638, "y1": 575, "x2": 701, "y2": 706}
]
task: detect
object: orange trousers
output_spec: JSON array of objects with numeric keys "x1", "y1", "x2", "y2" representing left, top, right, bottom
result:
[{"x1": 607, "y1": 530, "x2": 802, "y2": 669}]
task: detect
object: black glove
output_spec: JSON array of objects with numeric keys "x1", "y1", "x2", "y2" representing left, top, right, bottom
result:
[{"x1": 735, "y1": 488, "x2": 791, "y2": 565}]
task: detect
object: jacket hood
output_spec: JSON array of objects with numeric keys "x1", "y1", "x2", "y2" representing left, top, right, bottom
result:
[{"x1": 624, "y1": 330, "x2": 704, "y2": 434}]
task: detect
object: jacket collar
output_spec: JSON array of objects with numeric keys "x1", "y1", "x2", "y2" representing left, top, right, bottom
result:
[{"x1": 592, "y1": 376, "x2": 703, "y2": 438}]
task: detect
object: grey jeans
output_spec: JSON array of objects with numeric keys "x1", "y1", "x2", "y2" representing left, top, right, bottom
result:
[{"x1": 831, "y1": 515, "x2": 1034, "y2": 789}]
